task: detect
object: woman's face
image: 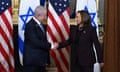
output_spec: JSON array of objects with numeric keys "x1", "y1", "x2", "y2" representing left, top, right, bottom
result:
[{"x1": 75, "y1": 12, "x2": 82, "y2": 25}]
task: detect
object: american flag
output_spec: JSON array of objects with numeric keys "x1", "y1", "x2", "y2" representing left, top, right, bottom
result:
[
  {"x1": 0, "y1": 0, "x2": 14, "y2": 72},
  {"x1": 47, "y1": 0, "x2": 70, "y2": 72}
]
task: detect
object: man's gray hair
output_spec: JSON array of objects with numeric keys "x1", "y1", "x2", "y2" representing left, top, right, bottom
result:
[{"x1": 34, "y1": 5, "x2": 46, "y2": 16}]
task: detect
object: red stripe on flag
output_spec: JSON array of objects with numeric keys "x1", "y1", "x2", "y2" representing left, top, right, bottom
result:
[
  {"x1": 50, "y1": 50, "x2": 64, "y2": 72},
  {"x1": 48, "y1": 10, "x2": 65, "y2": 40},
  {"x1": 47, "y1": 26, "x2": 57, "y2": 42},
  {"x1": 0, "y1": 44, "x2": 14, "y2": 72},
  {"x1": 59, "y1": 9, "x2": 70, "y2": 36},
  {"x1": 66, "y1": 46, "x2": 70, "y2": 53},
  {"x1": 58, "y1": 50, "x2": 69, "y2": 70},
  {"x1": 59, "y1": 14, "x2": 69, "y2": 36},
  {"x1": 8, "y1": 7, "x2": 12, "y2": 16},
  {"x1": 1, "y1": 13, "x2": 13, "y2": 37},
  {"x1": 0, "y1": 62, "x2": 6, "y2": 72},
  {"x1": 66, "y1": 8, "x2": 70, "y2": 16},
  {"x1": 0, "y1": 26, "x2": 14, "y2": 57}
]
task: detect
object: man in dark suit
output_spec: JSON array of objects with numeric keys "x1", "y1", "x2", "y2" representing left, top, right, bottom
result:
[{"x1": 23, "y1": 6, "x2": 55, "y2": 72}]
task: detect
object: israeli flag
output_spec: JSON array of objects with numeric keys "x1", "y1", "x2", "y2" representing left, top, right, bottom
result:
[
  {"x1": 18, "y1": 0, "x2": 45, "y2": 65},
  {"x1": 76, "y1": 0, "x2": 99, "y2": 34}
]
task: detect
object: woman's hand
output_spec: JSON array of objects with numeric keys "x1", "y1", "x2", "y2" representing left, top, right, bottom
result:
[{"x1": 100, "y1": 62, "x2": 104, "y2": 68}]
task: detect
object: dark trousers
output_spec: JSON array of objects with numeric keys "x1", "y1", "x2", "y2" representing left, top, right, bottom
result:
[
  {"x1": 23, "y1": 66, "x2": 46, "y2": 72},
  {"x1": 70, "y1": 63, "x2": 93, "y2": 72}
]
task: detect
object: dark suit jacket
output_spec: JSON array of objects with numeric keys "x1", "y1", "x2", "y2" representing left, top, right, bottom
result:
[
  {"x1": 23, "y1": 18, "x2": 51, "y2": 66},
  {"x1": 59, "y1": 25, "x2": 103, "y2": 66}
]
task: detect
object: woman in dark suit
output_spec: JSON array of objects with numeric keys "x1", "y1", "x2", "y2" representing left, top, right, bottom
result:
[{"x1": 56, "y1": 10, "x2": 104, "y2": 72}]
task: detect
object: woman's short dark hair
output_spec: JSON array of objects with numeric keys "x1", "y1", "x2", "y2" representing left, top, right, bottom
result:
[{"x1": 77, "y1": 10, "x2": 92, "y2": 26}]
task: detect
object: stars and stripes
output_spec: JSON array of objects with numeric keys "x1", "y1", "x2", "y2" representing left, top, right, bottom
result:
[
  {"x1": 0, "y1": 0, "x2": 14, "y2": 72},
  {"x1": 47, "y1": 0, "x2": 70, "y2": 72}
]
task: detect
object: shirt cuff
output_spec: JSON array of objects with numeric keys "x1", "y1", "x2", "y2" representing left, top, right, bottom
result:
[{"x1": 51, "y1": 43, "x2": 54, "y2": 49}]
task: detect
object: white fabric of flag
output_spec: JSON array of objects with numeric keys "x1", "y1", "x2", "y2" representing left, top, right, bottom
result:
[{"x1": 76, "y1": 0, "x2": 99, "y2": 34}]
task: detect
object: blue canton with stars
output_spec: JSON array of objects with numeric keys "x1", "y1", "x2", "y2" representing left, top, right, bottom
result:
[
  {"x1": 50, "y1": 0, "x2": 69, "y2": 15},
  {"x1": 0, "y1": 0, "x2": 11, "y2": 14},
  {"x1": 84, "y1": 6, "x2": 97, "y2": 28},
  {"x1": 20, "y1": 7, "x2": 34, "y2": 30}
]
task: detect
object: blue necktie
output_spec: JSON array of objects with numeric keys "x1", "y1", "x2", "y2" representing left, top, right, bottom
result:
[{"x1": 39, "y1": 24, "x2": 45, "y2": 33}]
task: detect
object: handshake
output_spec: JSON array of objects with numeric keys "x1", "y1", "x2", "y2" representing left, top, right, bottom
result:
[{"x1": 51, "y1": 42, "x2": 59, "y2": 50}]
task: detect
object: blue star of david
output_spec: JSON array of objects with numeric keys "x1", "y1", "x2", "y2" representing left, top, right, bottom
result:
[
  {"x1": 84, "y1": 6, "x2": 97, "y2": 28},
  {"x1": 20, "y1": 7, "x2": 34, "y2": 30}
]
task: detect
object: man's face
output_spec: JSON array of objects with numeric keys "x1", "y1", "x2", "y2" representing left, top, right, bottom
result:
[{"x1": 37, "y1": 10, "x2": 47, "y2": 22}]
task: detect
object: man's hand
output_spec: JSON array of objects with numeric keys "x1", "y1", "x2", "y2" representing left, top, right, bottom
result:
[{"x1": 51, "y1": 42, "x2": 59, "y2": 50}]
